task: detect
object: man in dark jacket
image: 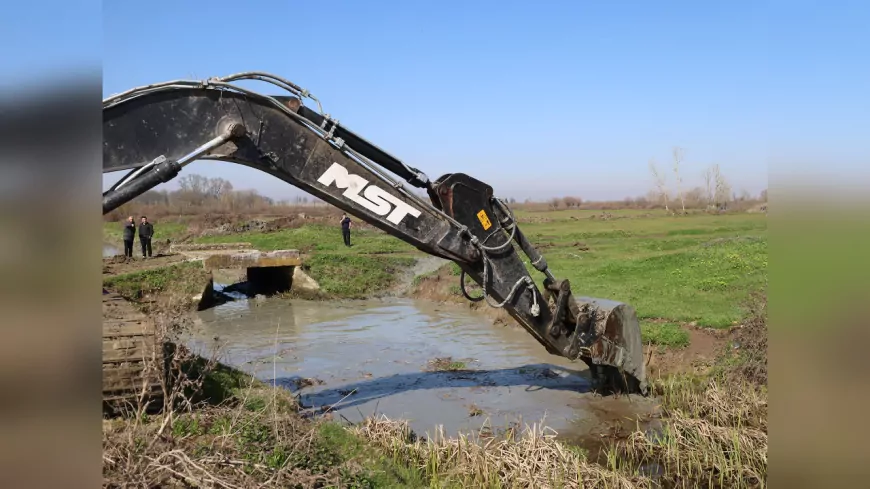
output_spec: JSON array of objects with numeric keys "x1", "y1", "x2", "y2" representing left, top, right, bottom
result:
[
  {"x1": 122, "y1": 216, "x2": 135, "y2": 258},
  {"x1": 340, "y1": 213, "x2": 352, "y2": 247},
  {"x1": 139, "y1": 216, "x2": 154, "y2": 258}
]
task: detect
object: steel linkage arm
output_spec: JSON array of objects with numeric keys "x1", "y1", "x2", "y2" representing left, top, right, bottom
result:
[
  {"x1": 432, "y1": 173, "x2": 647, "y2": 394},
  {"x1": 101, "y1": 73, "x2": 647, "y2": 394}
]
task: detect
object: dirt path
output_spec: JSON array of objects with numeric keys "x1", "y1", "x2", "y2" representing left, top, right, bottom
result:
[{"x1": 102, "y1": 253, "x2": 190, "y2": 279}]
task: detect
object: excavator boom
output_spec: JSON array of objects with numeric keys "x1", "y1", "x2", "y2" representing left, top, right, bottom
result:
[{"x1": 102, "y1": 72, "x2": 648, "y2": 395}]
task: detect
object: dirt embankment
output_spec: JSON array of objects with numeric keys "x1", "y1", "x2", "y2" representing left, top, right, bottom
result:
[
  {"x1": 640, "y1": 297, "x2": 764, "y2": 380},
  {"x1": 102, "y1": 255, "x2": 213, "y2": 322},
  {"x1": 644, "y1": 321, "x2": 732, "y2": 378},
  {"x1": 408, "y1": 263, "x2": 516, "y2": 328}
]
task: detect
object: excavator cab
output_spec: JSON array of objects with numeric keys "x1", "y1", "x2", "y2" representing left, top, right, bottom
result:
[{"x1": 101, "y1": 72, "x2": 648, "y2": 395}]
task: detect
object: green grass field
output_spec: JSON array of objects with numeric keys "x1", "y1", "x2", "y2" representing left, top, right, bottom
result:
[
  {"x1": 516, "y1": 210, "x2": 767, "y2": 328},
  {"x1": 134, "y1": 209, "x2": 766, "y2": 330},
  {"x1": 194, "y1": 224, "x2": 419, "y2": 256},
  {"x1": 103, "y1": 220, "x2": 188, "y2": 245}
]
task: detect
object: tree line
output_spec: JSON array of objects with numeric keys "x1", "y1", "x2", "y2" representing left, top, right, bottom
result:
[
  {"x1": 645, "y1": 146, "x2": 765, "y2": 213},
  {"x1": 103, "y1": 174, "x2": 330, "y2": 221},
  {"x1": 106, "y1": 153, "x2": 766, "y2": 221}
]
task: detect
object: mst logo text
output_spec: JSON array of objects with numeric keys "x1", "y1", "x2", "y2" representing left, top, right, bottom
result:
[{"x1": 317, "y1": 163, "x2": 422, "y2": 225}]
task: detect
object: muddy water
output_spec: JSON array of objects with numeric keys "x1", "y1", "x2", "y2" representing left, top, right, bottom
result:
[{"x1": 187, "y1": 297, "x2": 659, "y2": 446}]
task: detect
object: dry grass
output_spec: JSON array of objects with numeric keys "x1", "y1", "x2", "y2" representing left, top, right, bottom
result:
[
  {"x1": 353, "y1": 415, "x2": 651, "y2": 489},
  {"x1": 608, "y1": 379, "x2": 768, "y2": 488},
  {"x1": 103, "y1": 363, "x2": 423, "y2": 488},
  {"x1": 102, "y1": 384, "x2": 356, "y2": 488},
  {"x1": 605, "y1": 292, "x2": 769, "y2": 488},
  {"x1": 729, "y1": 291, "x2": 767, "y2": 385},
  {"x1": 104, "y1": 395, "x2": 355, "y2": 487},
  {"x1": 652, "y1": 376, "x2": 767, "y2": 432},
  {"x1": 102, "y1": 285, "x2": 418, "y2": 488}
]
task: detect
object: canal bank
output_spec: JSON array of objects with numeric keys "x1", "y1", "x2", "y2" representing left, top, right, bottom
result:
[{"x1": 101, "y1": 245, "x2": 767, "y2": 488}]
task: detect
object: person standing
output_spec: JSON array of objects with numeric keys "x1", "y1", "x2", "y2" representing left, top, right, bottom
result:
[
  {"x1": 122, "y1": 216, "x2": 135, "y2": 258},
  {"x1": 340, "y1": 213, "x2": 352, "y2": 247},
  {"x1": 139, "y1": 216, "x2": 154, "y2": 258}
]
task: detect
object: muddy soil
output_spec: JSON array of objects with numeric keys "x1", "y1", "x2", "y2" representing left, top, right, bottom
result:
[
  {"x1": 409, "y1": 264, "x2": 518, "y2": 328},
  {"x1": 184, "y1": 297, "x2": 660, "y2": 451},
  {"x1": 391, "y1": 255, "x2": 449, "y2": 296},
  {"x1": 644, "y1": 322, "x2": 731, "y2": 378}
]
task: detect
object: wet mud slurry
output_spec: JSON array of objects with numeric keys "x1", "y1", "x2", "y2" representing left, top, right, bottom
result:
[{"x1": 185, "y1": 296, "x2": 660, "y2": 452}]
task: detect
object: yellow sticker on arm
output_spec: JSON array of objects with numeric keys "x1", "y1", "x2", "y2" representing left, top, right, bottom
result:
[{"x1": 477, "y1": 209, "x2": 492, "y2": 230}]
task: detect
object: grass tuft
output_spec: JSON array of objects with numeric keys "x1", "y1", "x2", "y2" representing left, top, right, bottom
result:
[
  {"x1": 426, "y1": 357, "x2": 467, "y2": 372},
  {"x1": 640, "y1": 322, "x2": 690, "y2": 348}
]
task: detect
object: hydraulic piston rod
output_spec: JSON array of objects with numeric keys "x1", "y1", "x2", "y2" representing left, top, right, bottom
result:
[{"x1": 102, "y1": 124, "x2": 245, "y2": 214}]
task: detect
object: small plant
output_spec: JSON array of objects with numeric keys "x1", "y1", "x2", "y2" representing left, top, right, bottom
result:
[{"x1": 425, "y1": 357, "x2": 467, "y2": 372}]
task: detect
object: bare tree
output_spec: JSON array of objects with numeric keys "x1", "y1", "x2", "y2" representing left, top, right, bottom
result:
[
  {"x1": 562, "y1": 196, "x2": 582, "y2": 208},
  {"x1": 548, "y1": 197, "x2": 561, "y2": 210},
  {"x1": 684, "y1": 187, "x2": 705, "y2": 208},
  {"x1": 648, "y1": 158, "x2": 670, "y2": 211},
  {"x1": 672, "y1": 147, "x2": 686, "y2": 213},
  {"x1": 711, "y1": 164, "x2": 731, "y2": 209},
  {"x1": 206, "y1": 177, "x2": 233, "y2": 200},
  {"x1": 177, "y1": 174, "x2": 208, "y2": 194},
  {"x1": 702, "y1": 165, "x2": 715, "y2": 206}
]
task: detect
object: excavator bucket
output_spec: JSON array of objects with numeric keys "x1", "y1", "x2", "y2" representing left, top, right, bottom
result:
[{"x1": 572, "y1": 296, "x2": 648, "y2": 395}]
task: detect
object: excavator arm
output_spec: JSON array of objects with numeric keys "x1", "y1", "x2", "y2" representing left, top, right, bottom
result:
[{"x1": 101, "y1": 72, "x2": 648, "y2": 395}]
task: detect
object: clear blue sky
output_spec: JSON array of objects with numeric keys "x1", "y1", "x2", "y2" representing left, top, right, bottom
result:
[{"x1": 52, "y1": 1, "x2": 870, "y2": 200}]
